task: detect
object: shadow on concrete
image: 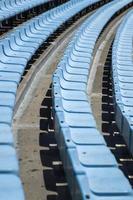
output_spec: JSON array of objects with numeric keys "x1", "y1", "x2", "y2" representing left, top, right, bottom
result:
[
  {"x1": 101, "y1": 45, "x2": 133, "y2": 186},
  {"x1": 39, "y1": 84, "x2": 72, "y2": 200}
]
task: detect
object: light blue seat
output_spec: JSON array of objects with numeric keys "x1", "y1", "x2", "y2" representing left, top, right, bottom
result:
[
  {"x1": 0, "y1": 45, "x2": 27, "y2": 66},
  {"x1": 116, "y1": 70, "x2": 133, "y2": 77},
  {"x1": 0, "y1": 0, "x2": 50, "y2": 22},
  {"x1": 0, "y1": 145, "x2": 19, "y2": 173},
  {"x1": 2, "y1": 39, "x2": 32, "y2": 59},
  {"x1": 0, "y1": 1, "x2": 109, "y2": 199},
  {"x1": 86, "y1": 168, "x2": 132, "y2": 195},
  {"x1": 53, "y1": 75, "x2": 87, "y2": 91},
  {"x1": 68, "y1": 152, "x2": 133, "y2": 199},
  {"x1": 112, "y1": 10, "x2": 133, "y2": 155},
  {"x1": 54, "y1": 128, "x2": 106, "y2": 168},
  {"x1": 11, "y1": 32, "x2": 39, "y2": 48},
  {"x1": 69, "y1": 128, "x2": 105, "y2": 145},
  {"x1": 0, "y1": 93, "x2": 15, "y2": 107},
  {"x1": 54, "y1": 68, "x2": 87, "y2": 83},
  {"x1": 56, "y1": 111, "x2": 96, "y2": 128},
  {"x1": 121, "y1": 90, "x2": 133, "y2": 97},
  {"x1": 9, "y1": 35, "x2": 36, "y2": 53},
  {"x1": 52, "y1": 0, "x2": 133, "y2": 199},
  {"x1": 54, "y1": 98, "x2": 92, "y2": 113},
  {"x1": 53, "y1": 86, "x2": 88, "y2": 101},
  {"x1": 0, "y1": 81, "x2": 17, "y2": 94},
  {"x1": 0, "y1": 174, "x2": 24, "y2": 200},
  {"x1": 0, "y1": 72, "x2": 21, "y2": 83},
  {"x1": 0, "y1": 62, "x2": 25, "y2": 74},
  {"x1": 57, "y1": 59, "x2": 89, "y2": 75},
  {"x1": 65, "y1": 147, "x2": 118, "y2": 194},
  {"x1": 70, "y1": 145, "x2": 117, "y2": 167},
  {"x1": 76, "y1": 174, "x2": 133, "y2": 200},
  {"x1": 0, "y1": 124, "x2": 13, "y2": 145},
  {"x1": 0, "y1": 106, "x2": 13, "y2": 125},
  {"x1": 112, "y1": 62, "x2": 133, "y2": 71}
]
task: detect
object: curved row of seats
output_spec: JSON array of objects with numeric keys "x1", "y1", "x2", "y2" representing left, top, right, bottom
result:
[
  {"x1": 0, "y1": 0, "x2": 103, "y2": 85},
  {"x1": 112, "y1": 10, "x2": 133, "y2": 156},
  {"x1": 52, "y1": 0, "x2": 133, "y2": 199},
  {"x1": 0, "y1": 0, "x2": 106, "y2": 199},
  {"x1": 0, "y1": 0, "x2": 51, "y2": 22}
]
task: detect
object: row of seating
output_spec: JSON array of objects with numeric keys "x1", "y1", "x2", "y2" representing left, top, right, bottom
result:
[
  {"x1": 112, "y1": 10, "x2": 133, "y2": 156},
  {"x1": 0, "y1": 0, "x2": 106, "y2": 199},
  {"x1": 52, "y1": 0, "x2": 133, "y2": 199},
  {"x1": 0, "y1": 0, "x2": 51, "y2": 22}
]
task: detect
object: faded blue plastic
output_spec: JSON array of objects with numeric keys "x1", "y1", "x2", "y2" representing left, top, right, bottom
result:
[
  {"x1": 0, "y1": 0, "x2": 105, "y2": 199},
  {"x1": 112, "y1": 10, "x2": 133, "y2": 156},
  {"x1": 52, "y1": 0, "x2": 133, "y2": 199},
  {"x1": 0, "y1": 0, "x2": 49, "y2": 22}
]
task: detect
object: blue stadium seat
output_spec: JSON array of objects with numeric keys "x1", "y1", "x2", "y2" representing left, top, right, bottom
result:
[
  {"x1": 0, "y1": 0, "x2": 107, "y2": 198},
  {"x1": 0, "y1": 124, "x2": 13, "y2": 145},
  {"x1": 0, "y1": 106, "x2": 13, "y2": 125},
  {"x1": 0, "y1": 174, "x2": 24, "y2": 200},
  {"x1": 0, "y1": 145, "x2": 19, "y2": 173},
  {"x1": 52, "y1": 0, "x2": 133, "y2": 199},
  {"x1": 0, "y1": 0, "x2": 50, "y2": 22},
  {"x1": 112, "y1": 10, "x2": 133, "y2": 155}
]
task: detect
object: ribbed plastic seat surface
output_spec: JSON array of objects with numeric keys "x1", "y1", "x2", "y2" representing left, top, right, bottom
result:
[
  {"x1": 112, "y1": 10, "x2": 133, "y2": 155},
  {"x1": 0, "y1": 0, "x2": 50, "y2": 22},
  {"x1": 52, "y1": 0, "x2": 133, "y2": 199},
  {"x1": 0, "y1": 174, "x2": 24, "y2": 200},
  {"x1": 0, "y1": 0, "x2": 105, "y2": 199},
  {"x1": 0, "y1": 124, "x2": 13, "y2": 145},
  {"x1": 0, "y1": 145, "x2": 19, "y2": 173}
]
